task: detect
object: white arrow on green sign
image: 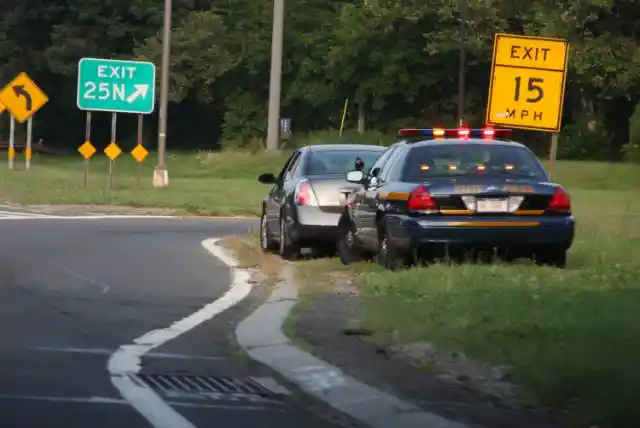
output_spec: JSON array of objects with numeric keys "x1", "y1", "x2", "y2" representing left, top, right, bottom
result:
[{"x1": 76, "y1": 58, "x2": 156, "y2": 114}]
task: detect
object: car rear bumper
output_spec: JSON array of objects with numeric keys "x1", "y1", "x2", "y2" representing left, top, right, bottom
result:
[
  {"x1": 289, "y1": 205, "x2": 342, "y2": 244},
  {"x1": 388, "y1": 214, "x2": 575, "y2": 252}
]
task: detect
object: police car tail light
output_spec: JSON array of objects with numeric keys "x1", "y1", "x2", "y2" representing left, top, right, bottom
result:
[
  {"x1": 547, "y1": 187, "x2": 571, "y2": 212},
  {"x1": 407, "y1": 186, "x2": 437, "y2": 211},
  {"x1": 295, "y1": 179, "x2": 319, "y2": 206}
]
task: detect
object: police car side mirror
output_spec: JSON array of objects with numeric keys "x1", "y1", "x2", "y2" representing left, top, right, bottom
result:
[{"x1": 346, "y1": 170, "x2": 365, "y2": 183}]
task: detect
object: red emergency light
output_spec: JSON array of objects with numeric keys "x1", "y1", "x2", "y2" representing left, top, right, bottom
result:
[{"x1": 397, "y1": 127, "x2": 512, "y2": 140}]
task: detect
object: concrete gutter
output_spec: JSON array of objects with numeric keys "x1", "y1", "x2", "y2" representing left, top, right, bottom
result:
[{"x1": 232, "y1": 255, "x2": 469, "y2": 428}]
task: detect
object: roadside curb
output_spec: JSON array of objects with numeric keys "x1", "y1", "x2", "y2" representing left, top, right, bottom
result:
[{"x1": 218, "y1": 243, "x2": 469, "y2": 428}]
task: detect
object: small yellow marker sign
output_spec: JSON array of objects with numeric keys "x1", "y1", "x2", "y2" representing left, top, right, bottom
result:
[
  {"x1": 104, "y1": 142, "x2": 122, "y2": 160},
  {"x1": 78, "y1": 141, "x2": 96, "y2": 159},
  {"x1": 131, "y1": 144, "x2": 148, "y2": 163},
  {"x1": 0, "y1": 72, "x2": 49, "y2": 123},
  {"x1": 8, "y1": 147, "x2": 15, "y2": 159}
]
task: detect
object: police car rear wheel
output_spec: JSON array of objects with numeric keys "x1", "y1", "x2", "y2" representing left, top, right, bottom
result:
[{"x1": 376, "y1": 230, "x2": 404, "y2": 270}]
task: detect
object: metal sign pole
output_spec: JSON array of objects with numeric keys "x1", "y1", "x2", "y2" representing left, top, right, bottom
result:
[
  {"x1": 109, "y1": 112, "x2": 117, "y2": 190},
  {"x1": 549, "y1": 132, "x2": 559, "y2": 181},
  {"x1": 25, "y1": 116, "x2": 33, "y2": 170},
  {"x1": 84, "y1": 112, "x2": 92, "y2": 188},
  {"x1": 137, "y1": 114, "x2": 143, "y2": 188},
  {"x1": 8, "y1": 115, "x2": 14, "y2": 169}
]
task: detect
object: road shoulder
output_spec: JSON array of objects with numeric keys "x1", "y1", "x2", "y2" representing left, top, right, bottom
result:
[{"x1": 220, "y1": 236, "x2": 564, "y2": 428}]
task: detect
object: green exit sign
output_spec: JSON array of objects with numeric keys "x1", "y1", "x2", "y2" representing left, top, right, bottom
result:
[{"x1": 76, "y1": 58, "x2": 156, "y2": 114}]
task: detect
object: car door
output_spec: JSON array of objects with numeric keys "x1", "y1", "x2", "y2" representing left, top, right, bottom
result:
[
  {"x1": 354, "y1": 146, "x2": 400, "y2": 247},
  {"x1": 272, "y1": 150, "x2": 303, "y2": 234},
  {"x1": 266, "y1": 151, "x2": 300, "y2": 232},
  {"x1": 360, "y1": 146, "x2": 409, "y2": 247}
]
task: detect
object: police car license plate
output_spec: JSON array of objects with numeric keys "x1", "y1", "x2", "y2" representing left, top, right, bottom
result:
[{"x1": 476, "y1": 198, "x2": 508, "y2": 212}]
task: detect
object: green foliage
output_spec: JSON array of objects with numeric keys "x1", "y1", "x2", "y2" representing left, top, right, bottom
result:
[
  {"x1": 289, "y1": 129, "x2": 391, "y2": 148},
  {"x1": 0, "y1": 0, "x2": 638, "y2": 157},
  {"x1": 558, "y1": 117, "x2": 611, "y2": 160},
  {"x1": 622, "y1": 102, "x2": 640, "y2": 163}
]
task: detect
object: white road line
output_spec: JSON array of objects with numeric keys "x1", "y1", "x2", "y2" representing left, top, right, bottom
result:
[
  {"x1": 30, "y1": 346, "x2": 226, "y2": 361},
  {"x1": 106, "y1": 238, "x2": 253, "y2": 428},
  {"x1": 49, "y1": 261, "x2": 111, "y2": 293}
]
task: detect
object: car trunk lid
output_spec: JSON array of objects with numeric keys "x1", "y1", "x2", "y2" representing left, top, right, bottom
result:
[{"x1": 308, "y1": 175, "x2": 360, "y2": 213}]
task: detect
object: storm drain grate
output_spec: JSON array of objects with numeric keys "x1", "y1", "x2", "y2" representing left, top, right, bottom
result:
[{"x1": 131, "y1": 373, "x2": 290, "y2": 397}]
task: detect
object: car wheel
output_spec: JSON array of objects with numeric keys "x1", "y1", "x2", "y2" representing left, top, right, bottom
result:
[
  {"x1": 260, "y1": 211, "x2": 277, "y2": 253},
  {"x1": 534, "y1": 247, "x2": 567, "y2": 268},
  {"x1": 337, "y1": 221, "x2": 362, "y2": 265},
  {"x1": 279, "y1": 215, "x2": 300, "y2": 261},
  {"x1": 376, "y1": 227, "x2": 403, "y2": 270}
]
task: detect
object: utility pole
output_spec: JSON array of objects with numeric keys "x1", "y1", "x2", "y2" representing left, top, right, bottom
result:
[
  {"x1": 457, "y1": 0, "x2": 468, "y2": 126},
  {"x1": 154, "y1": 0, "x2": 172, "y2": 187},
  {"x1": 266, "y1": 0, "x2": 285, "y2": 151}
]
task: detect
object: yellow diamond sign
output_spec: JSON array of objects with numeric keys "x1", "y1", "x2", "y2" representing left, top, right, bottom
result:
[
  {"x1": 78, "y1": 141, "x2": 96, "y2": 159},
  {"x1": 104, "y1": 142, "x2": 122, "y2": 160},
  {"x1": 131, "y1": 144, "x2": 148, "y2": 163}
]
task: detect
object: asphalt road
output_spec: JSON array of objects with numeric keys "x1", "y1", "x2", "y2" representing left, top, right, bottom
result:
[{"x1": 0, "y1": 217, "x2": 361, "y2": 428}]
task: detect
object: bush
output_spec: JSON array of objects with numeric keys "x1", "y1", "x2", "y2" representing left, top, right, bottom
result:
[
  {"x1": 622, "y1": 102, "x2": 640, "y2": 163},
  {"x1": 558, "y1": 117, "x2": 611, "y2": 160}
]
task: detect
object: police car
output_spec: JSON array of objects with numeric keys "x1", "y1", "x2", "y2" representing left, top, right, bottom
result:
[{"x1": 336, "y1": 127, "x2": 575, "y2": 269}]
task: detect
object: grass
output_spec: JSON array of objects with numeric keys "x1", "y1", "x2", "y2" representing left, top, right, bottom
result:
[
  {"x1": 223, "y1": 160, "x2": 640, "y2": 427},
  {"x1": 0, "y1": 150, "x2": 290, "y2": 215}
]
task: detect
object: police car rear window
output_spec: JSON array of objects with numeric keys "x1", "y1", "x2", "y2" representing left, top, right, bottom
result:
[{"x1": 401, "y1": 144, "x2": 546, "y2": 182}]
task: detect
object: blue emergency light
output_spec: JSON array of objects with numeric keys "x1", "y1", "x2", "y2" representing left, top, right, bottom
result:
[{"x1": 398, "y1": 127, "x2": 512, "y2": 140}]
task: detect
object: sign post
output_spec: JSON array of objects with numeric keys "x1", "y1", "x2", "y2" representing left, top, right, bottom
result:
[
  {"x1": 8, "y1": 116, "x2": 14, "y2": 169},
  {"x1": 0, "y1": 72, "x2": 49, "y2": 170},
  {"x1": 485, "y1": 33, "x2": 569, "y2": 180}
]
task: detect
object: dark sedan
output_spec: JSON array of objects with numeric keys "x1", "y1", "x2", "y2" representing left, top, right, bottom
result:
[
  {"x1": 337, "y1": 128, "x2": 575, "y2": 268},
  {"x1": 258, "y1": 144, "x2": 386, "y2": 259}
]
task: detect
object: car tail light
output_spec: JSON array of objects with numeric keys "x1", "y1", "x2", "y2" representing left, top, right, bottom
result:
[
  {"x1": 407, "y1": 185, "x2": 437, "y2": 212},
  {"x1": 547, "y1": 187, "x2": 571, "y2": 212},
  {"x1": 482, "y1": 127, "x2": 495, "y2": 139},
  {"x1": 295, "y1": 180, "x2": 319, "y2": 206}
]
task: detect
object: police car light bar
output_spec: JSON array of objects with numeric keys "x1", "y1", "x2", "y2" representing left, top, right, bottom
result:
[{"x1": 397, "y1": 127, "x2": 512, "y2": 140}]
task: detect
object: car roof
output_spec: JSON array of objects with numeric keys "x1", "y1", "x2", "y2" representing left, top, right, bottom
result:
[
  {"x1": 407, "y1": 138, "x2": 526, "y2": 149},
  {"x1": 305, "y1": 144, "x2": 387, "y2": 152}
]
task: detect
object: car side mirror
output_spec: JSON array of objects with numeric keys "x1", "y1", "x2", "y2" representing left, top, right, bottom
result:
[
  {"x1": 258, "y1": 173, "x2": 277, "y2": 184},
  {"x1": 346, "y1": 170, "x2": 365, "y2": 183}
]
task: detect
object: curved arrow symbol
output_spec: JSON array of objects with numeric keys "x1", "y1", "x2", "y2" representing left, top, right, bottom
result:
[{"x1": 13, "y1": 85, "x2": 32, "y2": 111}]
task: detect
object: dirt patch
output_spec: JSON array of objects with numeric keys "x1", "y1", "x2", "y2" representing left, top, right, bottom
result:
[
  {"x1": 387, "y1": 342, "x2": 520, "y2": 407},
  {"x1": 218, "y1": 235, "x2": 286, "y2": 296}
]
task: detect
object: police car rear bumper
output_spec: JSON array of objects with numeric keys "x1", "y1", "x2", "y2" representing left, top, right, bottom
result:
[{"x1": 388, "y1": 214, "x2": 575, "y2": 251}]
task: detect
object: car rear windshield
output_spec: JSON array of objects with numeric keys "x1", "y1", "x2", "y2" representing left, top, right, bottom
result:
[
  {"x1": 402, "y1": 143, "x2": 547, "y2": 182},
  {"x1": 305, "y1": 149, "x2": 383, "y2": 175}
]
